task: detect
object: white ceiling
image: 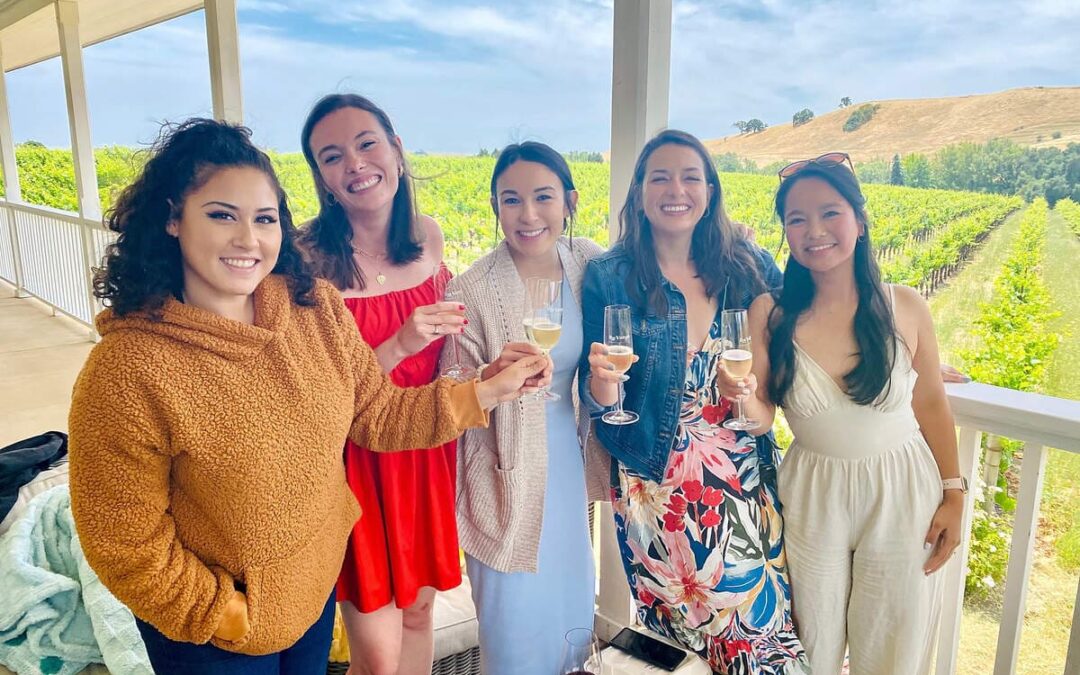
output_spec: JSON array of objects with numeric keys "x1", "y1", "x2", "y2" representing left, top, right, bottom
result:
[{"x1": 0, "y1": 0, "x2": 202, "y2": 72}]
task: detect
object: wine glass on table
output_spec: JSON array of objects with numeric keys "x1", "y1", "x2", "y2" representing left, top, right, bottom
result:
[
  {"x1": 432, "y1": 261, "x2": 476, "y2": 382},
  {"x1": 559, "y1": 628, "x2": 603, "y2": 675},
  {"x1": 601, "y1": 304, "x2": 638, "y2": 425},
  {"x1": 523, "y1": 277, "x2": 563, "y2": 401},
  {"x1": 720, "y1": 308, "x2": 759, "y2": 431}
]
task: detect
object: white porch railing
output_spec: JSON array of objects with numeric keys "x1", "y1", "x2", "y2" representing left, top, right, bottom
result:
[
  {"x1": 596, "y1": 382, "x2": 1080, "y2": 675},
  {"x1": 0, "y1": 198, "x2": 111, "y2": 333}
]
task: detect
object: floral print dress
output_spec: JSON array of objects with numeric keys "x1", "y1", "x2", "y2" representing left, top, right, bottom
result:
[{"x1": 611, "y1": 321, "x2": 808, "y2": 674}]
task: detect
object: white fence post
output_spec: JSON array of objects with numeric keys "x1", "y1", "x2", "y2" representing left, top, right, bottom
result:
[
  {"x1": 936, "y1": 426, "x2": 983, "y2": 675},
  {"x1": 993, "y1": 445, "x2": 1049, "y2": 675}
]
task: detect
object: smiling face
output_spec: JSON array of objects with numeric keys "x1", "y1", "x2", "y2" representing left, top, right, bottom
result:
[
  {"x1": 494, "y1": 160, "x2": 576, "y2": 259},
  {"x1": 166, "y1": 166, "x2": 283, "y2": 313},
  {"x1": 781, "y1": 175, "x2": 864, "y2": 273},
  {"x1": 640, "y1": 143, "x2": 713, "y2": 239},
  {"x1": 308, "y1": 106, "x2": 403, "y2": 218}
]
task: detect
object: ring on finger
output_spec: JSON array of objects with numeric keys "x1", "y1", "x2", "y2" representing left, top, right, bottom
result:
[{"x1": 433, "y1": 324, "x2": 441, "y2": 335}]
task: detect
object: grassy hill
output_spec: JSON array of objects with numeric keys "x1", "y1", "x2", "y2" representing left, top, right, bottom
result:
[{"x1": 705, "y1": 86, "x2": 1080, "y2": 165}]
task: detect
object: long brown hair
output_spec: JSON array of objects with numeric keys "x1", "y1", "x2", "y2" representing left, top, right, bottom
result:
[
  {"x1": 618, "y1": 129, "x2": 764, "y2": 315},
  {"x1": 298, "y1": 94, "x2": 423, "y2": 290}
]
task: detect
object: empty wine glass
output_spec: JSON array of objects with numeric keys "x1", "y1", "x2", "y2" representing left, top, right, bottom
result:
[
  {"x1": 432, "y1": 262, "x2": 475, "y2": 382},
  {"x1": 559, "y1": 628, "x2": 603, "y2": 675}
]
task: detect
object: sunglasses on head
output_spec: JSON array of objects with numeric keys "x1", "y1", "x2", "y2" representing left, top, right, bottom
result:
[{"x1": 778, "y1": 152, "x2": 854, "y2": 181}]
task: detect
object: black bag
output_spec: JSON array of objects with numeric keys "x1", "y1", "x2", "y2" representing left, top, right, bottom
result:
[{"x1": 0, "y1": 431, "x2": 68, "y2": 522}]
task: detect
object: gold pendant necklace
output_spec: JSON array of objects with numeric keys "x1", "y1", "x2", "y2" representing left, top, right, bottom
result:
[{"x1": 355, "y1": 245, "x2": 389, "y2": 285}]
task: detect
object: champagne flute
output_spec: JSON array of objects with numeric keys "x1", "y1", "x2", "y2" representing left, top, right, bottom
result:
[
  {"x1": 601, "y1": 304, "x2": 639, "y2": 425},
  {"x1": 720, "y1": 309, "x2": 759, "y2": 431},
  {"x1": 559, "y1": 628, "x2": 603, "y2": 675},
  {"x1": 523, "y1": 277, "x2": 562, "y2": 401},
  {"x1": 432, "y1": 262, "x2": 476, "y2": 382}
]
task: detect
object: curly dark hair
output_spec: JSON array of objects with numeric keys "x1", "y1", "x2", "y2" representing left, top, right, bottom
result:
[{"x1": 94, "y1": 118, "x2": 315, "y2": 316}]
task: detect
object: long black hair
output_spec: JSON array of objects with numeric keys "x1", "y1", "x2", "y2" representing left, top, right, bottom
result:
[
  {"x1": 618, "y1": 129, "x2": 764, "y2": 315},
  {"x1": 298, "y1": 93, "x2": 423, "y2": 290},
  {"x1": 94, "y1": 118, "x2": 314, "y2": 316},
  {"x1": 489, "y1": 141, "x2": 577, "y2": 244},
  {"x1": 766, "y1": 163, "x2": 897, "y2": 406}
]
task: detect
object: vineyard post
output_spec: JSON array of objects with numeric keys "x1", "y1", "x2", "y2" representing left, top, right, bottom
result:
[
  {"x1": 56, "y1": 0, "x2": 101, "y2": 339},
  {"x1": 205, "y1": 0, "x2": 243, "y2": 124},
  {"x1": 608, "y1": 0, "x2": 671, "y2": 242}
]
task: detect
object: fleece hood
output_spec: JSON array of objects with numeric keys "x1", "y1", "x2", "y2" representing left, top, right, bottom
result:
[{"x1": 94, "y1": 275, "x2": 293, "y2": 361}]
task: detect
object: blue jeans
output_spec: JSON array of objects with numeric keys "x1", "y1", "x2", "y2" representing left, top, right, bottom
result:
[{"x1": 135, "y1": 591, "x2": 335, "y2": 675}]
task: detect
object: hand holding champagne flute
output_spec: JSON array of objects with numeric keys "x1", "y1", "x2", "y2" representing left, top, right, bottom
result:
[
  {"x1": 719, "y1": 309, "x2": 759, "y2": 431},
  {"x1": 523, "y1": 277, "x2": 563, "y2": 401},
  {"x1": 601, "y1": 304, "x2": 638, "y2": 425}
]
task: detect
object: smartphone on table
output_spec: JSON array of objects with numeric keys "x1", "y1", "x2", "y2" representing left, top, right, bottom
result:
[{"x1": 608, "y1": 627, "x2": 688, "y2": 671}]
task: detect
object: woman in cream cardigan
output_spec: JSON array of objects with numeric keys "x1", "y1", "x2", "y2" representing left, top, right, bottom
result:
[{"x1": 442, "y1": 142, "x2": 610, "y2": 674}]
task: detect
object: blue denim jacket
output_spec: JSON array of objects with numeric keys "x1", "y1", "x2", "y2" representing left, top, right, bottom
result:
[{"x1": 578, "y1": 242, "x2": 783, "y2": 483}]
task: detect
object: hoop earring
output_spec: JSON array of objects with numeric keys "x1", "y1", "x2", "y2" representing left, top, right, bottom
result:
[
  {"x1": 858, "y1": 231, "x2": 867, "y2": 242},
  {"x1": 326, "y1": 191, "x2": 337, "y2": 206},
  {"x1": 398, "y1": 165, "x2": 405, "y2": 177}
]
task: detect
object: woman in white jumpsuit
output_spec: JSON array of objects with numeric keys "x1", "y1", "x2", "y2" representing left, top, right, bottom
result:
[{"x1": 718, "y1": 153, "x2": 966, "y2": 674}]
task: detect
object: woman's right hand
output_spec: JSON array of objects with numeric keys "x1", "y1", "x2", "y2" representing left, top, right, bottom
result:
[
  {"x1": 213, "y1": 590, "x2": 250, "y2": 642},
  {"x1": 475, "y1": 355, "x2": 549, "y2": 408},
  {"x1": 395, "y1": 301, "x2": 467, "y2": 356},
  {"x1": 588, "y1": 342, "x2": 637, "y2": 384}
]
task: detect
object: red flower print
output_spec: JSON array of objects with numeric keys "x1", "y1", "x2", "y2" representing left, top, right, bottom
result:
[
  {"x1": 701, "y1": 404, "x2": 725, "y2": 426},
  {"x1": 681, "y1": 480, "x2": 704, "y2": 502},
  {"x1": 700, "y1": 508, "x2": 722, "y2": 529},
  {"x1": 637, "y1": 587, "x2": 658, "y2": 606},
  {"x1": 702, "y1": 486, "x2": 725, "y2": 507},
  {"x1": 722, "y1": 639, "x2": 753, "y2": 660},
  {"x1": 662, "y1": 512, "x2": 685, "y2": 532},
  {"x1": 667, "y1": 493, "x2": 687, "y2": 515}
]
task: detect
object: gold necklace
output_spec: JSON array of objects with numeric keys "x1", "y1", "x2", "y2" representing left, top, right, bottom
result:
[{"x1": 355, "y1": 245, "x2": 389, "y2": 285}]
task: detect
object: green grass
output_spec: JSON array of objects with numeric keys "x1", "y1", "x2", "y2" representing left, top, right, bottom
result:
[
  {"x1": 1039, "y1": 210, "x2": 1080, "y2": 569},
  {"x1": 930, "y1": 207, "x2": 1026, "y2": 364}
]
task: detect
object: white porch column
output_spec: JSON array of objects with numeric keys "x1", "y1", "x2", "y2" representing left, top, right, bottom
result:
[
  {"x1": 205, "y1": 0, "x2": 242, "y2": 124},
  {"x1": 56, "y1": 0, "x2": 100, "y2": 221},
  {"x1": 0, "y1": 41, "x2": 28, "y2": 297},
  {"x1": 55, "y1": 0, "x2": 100, "y2": 337},
  {"x1": 607, "y1": 0, "x2": 671, "y2": 241},
  {"x1": 595, "y1": 1, "x2": 672, "y2": 642}
]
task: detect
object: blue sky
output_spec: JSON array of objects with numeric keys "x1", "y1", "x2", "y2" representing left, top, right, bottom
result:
[{"x1": 7, "y1": 0, "x2": 1080, "y2": 154}]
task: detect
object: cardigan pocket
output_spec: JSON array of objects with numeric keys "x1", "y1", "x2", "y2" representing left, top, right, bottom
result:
[{"x1": 458, "y1": 439, "x2": 522, "y2": 541}]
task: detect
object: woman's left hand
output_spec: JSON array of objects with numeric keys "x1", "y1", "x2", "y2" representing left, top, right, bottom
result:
[
  {"x1": 482, "y1": 342, "x2": 552, "y2": 390},
  {"x1": 923, "y1": 491, "x2": 965, "y2": 574}
]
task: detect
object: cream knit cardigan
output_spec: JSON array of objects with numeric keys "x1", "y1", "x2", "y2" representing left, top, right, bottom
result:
[{"x1": 442, "y1": 237, "x2": 611, "y2": 573}]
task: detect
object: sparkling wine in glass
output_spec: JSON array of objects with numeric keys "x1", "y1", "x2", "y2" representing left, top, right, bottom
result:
[
  {"x1": 559, "y1": 628, "x2": 603, "y2": 675},
  {"x1": 432, "y1": 262, "x2": 476, "y2": 382},
  {"x1": 720, "y1": 309, "x2": 759, "y2": 431},
  {"x1": 602, "y1": 304, "x2": 638, "y2": 425},
  {"x1": 523, "y1": 277, "x2": 563, "y2": 401}
]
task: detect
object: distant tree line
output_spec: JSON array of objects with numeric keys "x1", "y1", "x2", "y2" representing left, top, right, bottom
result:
[{"x1": 854, "y1": 139, "x2": 1080, "y2": 205}]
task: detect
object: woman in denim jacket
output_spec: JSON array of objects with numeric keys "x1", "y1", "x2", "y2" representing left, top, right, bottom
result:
[{"x1": 579, "y1": 130, "x2": 808, "y2": 674}]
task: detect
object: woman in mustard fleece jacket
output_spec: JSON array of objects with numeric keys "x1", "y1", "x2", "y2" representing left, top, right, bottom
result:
[{"x1": 67, "y1": 119, "x2": 546, "y2": 675}]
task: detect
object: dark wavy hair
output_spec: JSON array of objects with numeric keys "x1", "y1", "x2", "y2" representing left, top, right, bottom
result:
[
  {"x1": 94, "y1": 118, "x2": 314, "y2": 316},
  {"x1": 489, "y1": 141, "x2": 577, "y2": 246},
  {"x1": 618, "y1": 129, "x2": 764, "y2": 315},
  {"x1": 298, "y1": 93, "x2": 423, "y2": 290},
  {"x1": 766, "y1": 163, "x2": 897, "y2": 406}
]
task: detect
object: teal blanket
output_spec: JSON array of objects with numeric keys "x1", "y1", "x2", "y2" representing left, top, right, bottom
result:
[{"x1": 0, "y1": 485, "x2": 151, "y2": 675}]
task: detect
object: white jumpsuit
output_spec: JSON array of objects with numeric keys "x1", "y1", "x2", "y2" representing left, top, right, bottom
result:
[{"x1": 778, "y1": 319, "x2": 944, "y2": 674}]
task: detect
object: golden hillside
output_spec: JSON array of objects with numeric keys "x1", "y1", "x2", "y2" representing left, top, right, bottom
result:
[{"x1": 704, "y1": 86, "x2": 1080, "y2": 166}]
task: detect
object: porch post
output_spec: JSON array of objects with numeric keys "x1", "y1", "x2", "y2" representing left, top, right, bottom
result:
[
  {"x1": 205, "y1": 0, "x2": 243, "y2": 124},
  {"x1": 0, "y1": 41, "x2": 27, "y2": 296}
]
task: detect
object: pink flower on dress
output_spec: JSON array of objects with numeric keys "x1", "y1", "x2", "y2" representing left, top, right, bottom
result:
[{"x1": 627, "y1": 528, "x2": 750, "y2": 628}]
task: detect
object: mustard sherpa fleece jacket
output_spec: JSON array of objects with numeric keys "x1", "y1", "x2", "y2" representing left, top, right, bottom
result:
[{"x1": 69, "y1": 275, "x2": 485, "y2": 655}]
